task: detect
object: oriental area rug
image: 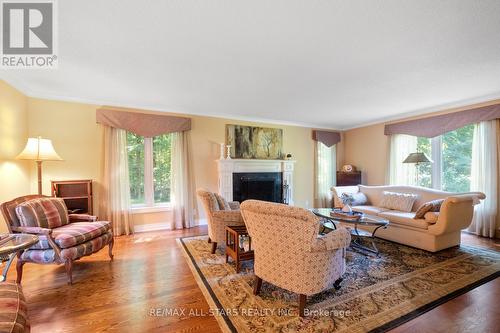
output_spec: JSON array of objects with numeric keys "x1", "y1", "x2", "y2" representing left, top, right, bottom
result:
[{"x1": 178, "y1": 236, "x2": 500, "y2": 333}]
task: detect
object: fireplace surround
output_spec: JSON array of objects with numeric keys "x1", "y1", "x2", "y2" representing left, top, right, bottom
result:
[{"x1": 216, "y1": 159, "x2": 295, "y2": 205}]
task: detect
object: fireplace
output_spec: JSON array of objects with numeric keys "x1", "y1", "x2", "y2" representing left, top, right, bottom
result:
[
  {"x1": 233, "y1": 172, "x2": 283, "y2": 203},
  {"x1": 216, "y1": 159, "x2": 295, "y2": 205}
]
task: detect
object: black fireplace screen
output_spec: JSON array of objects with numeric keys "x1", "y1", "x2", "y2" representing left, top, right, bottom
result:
[{"x1": 232, "y1": 172, "x2": 283, "y2": 203}]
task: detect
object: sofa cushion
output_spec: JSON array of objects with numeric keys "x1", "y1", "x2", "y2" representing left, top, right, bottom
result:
[
  {"x1": 352, "y1": 205, "x2": 389, "y2": 215},
  {"x1": 20, "y1": 230, "x2": 113, "y2": 263},
  {"x1": 0, "y1": 282, "x2": 30, "y2": 333},
  {"x1": 424, "y1": 212, "x2": 439, "y2": 224},
  {"x1": 29, "y1": 221, "x2": 111, "y2": 250},
  {"x1": 380, "y1": 191, "x2": 418, "y2": 212},
  {"x1": 15, "y1": 197, "x2": 69, "y2": 229},
  {"x1": 378, "y1": 211, "x2": 429, "y2": 230},
  {"x1": 414, "y1": 199, "x2": 444, "y2": 218}
]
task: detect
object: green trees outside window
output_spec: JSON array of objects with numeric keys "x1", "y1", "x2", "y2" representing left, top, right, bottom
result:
[{"x1": 127, "y1": 132, "x2": 172, "y2": 206}]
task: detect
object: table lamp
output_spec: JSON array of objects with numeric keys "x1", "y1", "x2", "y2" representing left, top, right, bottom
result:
[
  {"x1": 16, "y1": 136, "x2": 63, "y2": 195},
  {"x1": 403, "y1": 152, "x2": 432, "y2": 185}
]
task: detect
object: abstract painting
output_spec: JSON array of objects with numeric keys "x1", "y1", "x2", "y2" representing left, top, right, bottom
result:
[{"x1": 226, "y1": 125, "x2": 283, "y2": 159}]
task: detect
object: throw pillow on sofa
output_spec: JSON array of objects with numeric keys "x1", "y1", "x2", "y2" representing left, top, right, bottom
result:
[
  {"x1": 424, "y1": 212, "x2": 439, "y2": 224},
  {"x1": 15, "y1": 197, "x2": 69, "y2": 229},
  {"x1": 414, "y1": 199, "x2": 444, "y2": 219},
  {"x1": 342, "y1": 192, "x2": 368, "y2": 206},
  {"x1": 380, "y1": 191, "x2": 418, "y2": 212}
]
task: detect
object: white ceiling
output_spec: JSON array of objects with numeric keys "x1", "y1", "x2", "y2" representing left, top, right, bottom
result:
[{"x1": 2, "y1": 0, "x2": 500, "y2": 130}]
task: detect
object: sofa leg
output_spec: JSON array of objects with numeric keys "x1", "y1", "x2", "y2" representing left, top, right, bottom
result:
[
  {"x1": 298, "y1": 294, "x2": 306, "y2": 317},
  {"x1": 211, "y1": 242, "x2": 217, "y2": 254},
  {"x1": 108, "y1": 238, "x2": 114, "y2": 261},
  {"x1": 65, "y1": 260, "x2": 73, "y2": 285},
  {"x1": 253, "y1": 276, "x2": 262, "y2": 295},
  {"x1": 208, "y1": 237, "x2": 212, "y2": 243},
  {"x1": 16, "y1": 260, "x2": 25, "y2": 284}
]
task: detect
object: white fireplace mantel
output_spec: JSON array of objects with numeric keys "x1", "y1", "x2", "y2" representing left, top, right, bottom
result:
[{"x1": 216, "y1": 159, "x2": 296, "y2": 205}]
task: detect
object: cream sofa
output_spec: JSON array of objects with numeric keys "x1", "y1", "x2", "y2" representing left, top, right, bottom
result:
[{"x1": 331, "y1": 185, "x2": 485, "y2": 252}]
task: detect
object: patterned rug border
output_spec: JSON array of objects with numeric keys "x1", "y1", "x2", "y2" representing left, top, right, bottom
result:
[
  {"x1": 177, "y1": 236, "x2": 235, "y2": 333},
  {"x1": 178, "y1": 235, "x2": 499, "y2": 333}
]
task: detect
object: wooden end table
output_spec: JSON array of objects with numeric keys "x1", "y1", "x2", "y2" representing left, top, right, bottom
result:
[{"x1": 225, "y1": 225, "x2": 254, "y2": 273}]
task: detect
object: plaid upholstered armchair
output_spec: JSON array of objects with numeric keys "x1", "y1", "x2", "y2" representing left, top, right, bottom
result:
[
  {"x1": 1, "y1": 195, "x2": 113, "y2": 285},
  {"x1": 240, "y1": 200, "x2": 351, "y2": 317},
  {"x1": 196, "y1": 189, "x2": 244, "y2": 254}
]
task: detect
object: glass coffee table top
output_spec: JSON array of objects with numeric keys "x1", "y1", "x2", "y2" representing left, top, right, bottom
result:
[
  {"x1": 310, "y1": 208, "x2": 389, "y2": 255},
  {"x1": 1, "y1": 234, "x2": 39, "y2": 282}
]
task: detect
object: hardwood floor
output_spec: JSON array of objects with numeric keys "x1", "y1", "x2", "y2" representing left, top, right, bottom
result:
[{"x1": 6, "y1": 227, "x2": 499, "y2": 333}]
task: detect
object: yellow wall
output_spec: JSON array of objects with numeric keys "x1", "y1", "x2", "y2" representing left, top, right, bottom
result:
[{"x1": 0, "y1": 81, "x2": 30, "y2": 232}]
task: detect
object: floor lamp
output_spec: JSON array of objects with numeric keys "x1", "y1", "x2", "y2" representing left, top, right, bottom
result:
[
  {"x1": 16, "y1": 137, "x2": 63, "y2": 195},
  {"x1": 403, "y1": 152, "x2": 432, "y2": 186}
]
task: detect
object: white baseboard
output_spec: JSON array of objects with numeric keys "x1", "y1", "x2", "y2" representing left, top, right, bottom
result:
[
  {"x1": 134, "y1": 218, "x2": 208, "y2": 233},
  {"x1": 134, "y1": 223, "x2": 172, "y2": 233}
]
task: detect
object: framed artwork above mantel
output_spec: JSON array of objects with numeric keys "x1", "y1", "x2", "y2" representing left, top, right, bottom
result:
[{"x1": 226, "y1": 124, "x2": 283, "y2": 159}]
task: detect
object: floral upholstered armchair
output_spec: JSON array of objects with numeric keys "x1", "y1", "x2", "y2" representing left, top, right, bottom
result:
[
  {"x1": 240, "y1": 200, "x2": 351, "y2": 317},
  {"x1": 1, "y1": 195, "x2": 113, "y2": 285},
  {"x1": 196, "y1": 189, "x2": 244, "y2": 254}
]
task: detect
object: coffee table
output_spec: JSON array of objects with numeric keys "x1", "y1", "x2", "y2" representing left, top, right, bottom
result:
[
  {"x1": 0, "y1": 234, "x2": 39, "y2": 282},
  {"x1": 311, "y1": 208, "x2": 389, "y2": 255}
]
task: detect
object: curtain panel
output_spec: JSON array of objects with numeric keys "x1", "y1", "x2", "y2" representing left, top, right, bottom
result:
[
  {"x1": 467, "y1": 120, "x2": 499, "y2": 238},
  {"x1": 314, "y1": 142, "x2": 337, "y2": 208},
  {"x1": 170, "y1": 131, "x2": 196, "y2": 229},
  {"x1": 387, "y1": 134, "x2": 417, "y2": 186},
  {"x1": 99, "y1": 126, "x2": 133, "y2": 236},
  {"x1": 96, "y1": 107, "x2": 191, "y2": 137},
  {"x1": 384, "y1": 103, "x2": 500, "y2": 138}
]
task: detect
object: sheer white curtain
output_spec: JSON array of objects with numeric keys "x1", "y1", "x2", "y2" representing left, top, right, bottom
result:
[
  {"x1": 388, "y1": 134, "x2": 417, "y2": 186},
  {"x1": 468, "y1": 120, "x2": 499, "y2": 238},
  {"x1": 99, "y1": 125, "x2": 133, "y2": 236},
  {"x1": 314, "y1": 142, "x2": 336, "y2": 208},
  {"x1": 170, "y1": 131, "x2": 196, "y2": 229}
]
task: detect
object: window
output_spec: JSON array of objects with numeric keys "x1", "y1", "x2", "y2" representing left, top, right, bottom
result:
[
  {"x1": 315, "y1": 142, "x2": 336, "y2": 207},
  {"x1": 127, "y1": 132, "x2": 172, "y2": 207},
  {"x1": 393, "y1": 125, "x2": 474, "y2": 192}
]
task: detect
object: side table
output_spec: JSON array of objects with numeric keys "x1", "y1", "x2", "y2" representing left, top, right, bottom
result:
[
  {"x1": 225, "y1": 225, "x2": 254, "y2": 273},
  {"x1": 0, "y1": 234, "x2": 39, "y2": 282}
]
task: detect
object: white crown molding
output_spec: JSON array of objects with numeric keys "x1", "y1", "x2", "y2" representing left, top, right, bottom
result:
[{"x1": 4, "y1": 76, "x2": 500, "y2": 132}]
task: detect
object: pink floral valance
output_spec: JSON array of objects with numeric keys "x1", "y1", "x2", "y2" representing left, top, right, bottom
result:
[
  {"x1": 96, "y1": 107, "x2": 191, "y2": 137},
  {"x1": 312, "y1": 130, "x2": 341, "y2": 147},
  {"x1": 384, "y1": 103, "x2": 500, "y2": 138}
]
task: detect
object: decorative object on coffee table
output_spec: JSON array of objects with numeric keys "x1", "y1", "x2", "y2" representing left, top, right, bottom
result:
[
  {"x1": 51, "y1": 179, "x2": 93, "y2": 215},
  {"x1": 312, "y1": 208, "x2": 389, "y2": 255},
  {"x1": 340, "y1": 192, "x2": 354, "y2": 213},
  {"x1": 16, "y1": 136, "x2": 63, "y2": 195},
  {"x1": 225, "y1": 225, "x2": 254, "y2": 273}
]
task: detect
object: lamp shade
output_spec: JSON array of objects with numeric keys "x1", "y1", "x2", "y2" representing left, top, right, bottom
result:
[
  {"x1": 16, "y1": 137, "x2": 63, "y2": 161},
  {"x1": 403, "y1": 152, "x2": 432, "y2": 164}
]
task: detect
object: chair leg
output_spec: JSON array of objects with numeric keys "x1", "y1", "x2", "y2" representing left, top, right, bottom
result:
[
  {"x1": 108, "y1": 238, "x2": 114, "y2": 261},
  {"x1": 208, "y1": 237, "x2": 212, "y2": 243},
  {"x1": 253, "y1": 276, "x2": 262, "y2": 295},
  {"x1": 16, "y1": 260, "x2": 25, "y2": 284},
  {"x1": 211, "y1": 242, "x2": 217, "y2": 254},
  {"x1": 334, "y1": 277, "x2": 343, "y2": 290},
  {"x1": 298, "y1": 294, "x2": 306, "y2": 317},
  {"x1": 65, "y1": 260, "x2": 73, "y2": 285}
]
